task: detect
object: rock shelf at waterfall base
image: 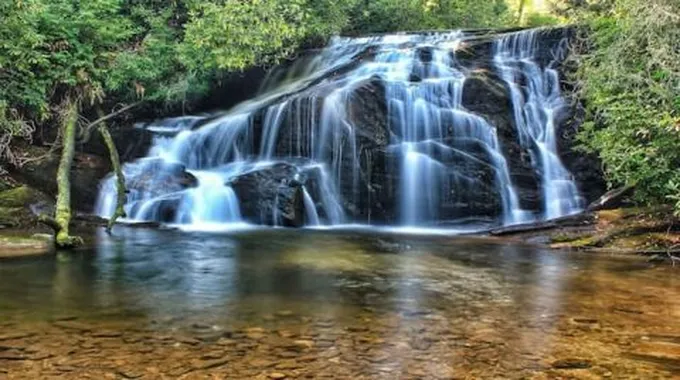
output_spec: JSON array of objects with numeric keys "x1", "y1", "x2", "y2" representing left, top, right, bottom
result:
[{"x1": 4, "y1": 207, "x2": 680, "y2": 263}]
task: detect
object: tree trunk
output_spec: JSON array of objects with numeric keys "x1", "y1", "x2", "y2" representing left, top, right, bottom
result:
[
  {"x1": 54, "y1": 100, "x2": 83, "y2": 248},
  {"x1": 517, "y1": 0, "x2": 527, "y2": 24},
  {"x1": 97, "y1": 117, "x2": 126, "y2": 232}
]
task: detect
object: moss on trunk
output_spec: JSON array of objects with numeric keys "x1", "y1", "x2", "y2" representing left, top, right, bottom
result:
[
  {"x1": 53, "y1": 101, "x2": 83, "y2": 248},
  {"x1": 97, "y1": 119, "x2": 126, "y2": 232}
]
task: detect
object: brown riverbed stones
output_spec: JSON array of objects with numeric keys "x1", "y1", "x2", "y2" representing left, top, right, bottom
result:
[{"x1": 0, "y1": 302, "x2": 678, "y2": 380}]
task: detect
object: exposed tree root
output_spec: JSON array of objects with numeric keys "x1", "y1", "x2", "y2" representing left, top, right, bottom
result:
[
  {"x1": 37, "y1": 214, "x2": 83, "y2": 248},
  {"x1": 582, "y1": 222, "x2": 680, "y2": 248}
]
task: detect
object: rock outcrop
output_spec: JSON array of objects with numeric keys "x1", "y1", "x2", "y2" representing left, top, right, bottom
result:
[
  {"x1": 10, "y1": 146, "x2": 110, "y2": 212},
  {"x1": 0, "y1": 186, "x2": 53, "y2": 228},
  {"x1": 125, "y1": 160, "x2": 198, "y2": 199},
  {"x1": 229, "y1": 163, "x2": 304, "y2": 227},
  {"x1": 86, "y1": 27, "x2": 607, "y2": 226}
]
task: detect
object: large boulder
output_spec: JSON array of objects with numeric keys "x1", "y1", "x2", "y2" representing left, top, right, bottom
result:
[
  {"x1": 104, "y1": 159, "x2": 198, "y2": 223},
  {"x1": 228, "y1": 163, "x2": 305, "y2": 227},
  {"x1": 125, "y1": 194, "x2": 184, "y2": 224},
  {"x1": 124, "y1": 159, "x2": 198, "y2": 199}
]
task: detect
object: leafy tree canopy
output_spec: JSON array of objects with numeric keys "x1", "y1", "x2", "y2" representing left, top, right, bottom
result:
[
  {"x1": 571, "y1": 0, "x2": 680, "y2": 211},
  {"x1": 0, "y1": 0, "x2": 513, "y2": 164}
]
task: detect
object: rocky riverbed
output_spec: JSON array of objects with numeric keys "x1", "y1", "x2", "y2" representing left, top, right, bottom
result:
[
  {"x1": 1, "y1": 301, "x2": 679, "y2": 380},
  {"x1": 0, "y1": 228, "x2": 678, "y2": 379}
]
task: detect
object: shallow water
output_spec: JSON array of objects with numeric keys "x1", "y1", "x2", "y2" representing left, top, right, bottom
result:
[{"x1": 0, "y1": 227, "x2": 678, "y2": 379}]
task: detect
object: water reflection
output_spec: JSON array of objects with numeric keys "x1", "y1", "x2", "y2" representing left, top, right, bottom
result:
[
  {"x1": 0, "y1": 227, "x2": 673, "y2": 323},
  {"x1": 0, "y1": 227, "x2": 678, "y2": 378}
]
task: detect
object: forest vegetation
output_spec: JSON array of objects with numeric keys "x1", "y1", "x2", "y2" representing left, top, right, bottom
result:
[
  {"x1": 0, "y1": 0, "x2": 678, "y2": 246},
  {"x1": 567, "y1": 0, "x2": 680, "y2": 213}
]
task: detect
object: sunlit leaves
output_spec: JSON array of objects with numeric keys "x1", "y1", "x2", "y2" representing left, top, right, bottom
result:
[
  {"x1": 576, "y1": 0, "x2": 680, "y2": 209},
  {"x1": 0, "y1": 0, "x2": 513, "y2": 162},
  {"x1": 344, "y1": 0, "x2": 509, "y2": 34},
  {"x1": 179, "y1": 0, "x2": 314, "y2": 72}
]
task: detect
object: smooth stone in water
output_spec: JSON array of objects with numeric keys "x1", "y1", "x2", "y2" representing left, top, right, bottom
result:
[{"x1": 551, "y1": 358, "x2": 593, "y2": 369}]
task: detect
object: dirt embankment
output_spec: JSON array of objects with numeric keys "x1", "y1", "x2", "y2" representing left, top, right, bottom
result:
[{"x1": 493, "y1": 207, "x2": 680, "y2": 263}]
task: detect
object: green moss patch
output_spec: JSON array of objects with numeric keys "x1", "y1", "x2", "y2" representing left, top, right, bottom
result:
[{"x1": 0, "y1": 235, "x2": 52, "y2": 258}]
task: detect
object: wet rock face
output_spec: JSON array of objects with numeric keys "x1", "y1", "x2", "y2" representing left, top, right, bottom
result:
[
  {"x1": 557, "y1": 101, "x2": 607, "y2": 206},
  {"x1": 85, "y1": 26, "x2": 604, "y2": 224},
  {"x1": 229, "y1": 163, "x2": 305, "y2": 227},
  {"x1": 249, "y1": 78, "x2": 396, "y2": 224},
  {"x1": 10, "y1": 146, "x2": 110, "y2": 212},
  {"x1": 118, "y1": 161, "x2": 199, "y2": 223},
  {"x1": 261, "y1": 28, "x2": 602, "y2": 224},
  {"x1": 341, "y1": 79, "x2": 394, "y2": 223},
  {"x1": 462, "y1": 74, "x2": 543, "y2": 213},
  {"x1": 126, "y1": 160, "x2": 198, "y2": 199},
  {"x1": 80, "y1": 125, "x2": 154, "y2": 162}
]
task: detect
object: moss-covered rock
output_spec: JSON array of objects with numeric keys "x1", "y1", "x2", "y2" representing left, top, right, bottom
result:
[
  {"x1": 0, "y1": 235, "x2": 52, "y2": 258},
  {"x1": 547, "y1": 207, "x2": 680, "y2": 258},
  {"x1": 9, "y1": 145, "x2": 111, "y2": 212},
  {"x1": 0, "y1": 186, "x2": 54, "y2": 228},
  {"x1": 0, "y1": 186, "x2": 51, "y2": 208}
]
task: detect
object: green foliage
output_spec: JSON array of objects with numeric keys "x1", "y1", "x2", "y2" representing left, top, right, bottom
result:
[
  {"x1": 575, "y1": 0, "x2": 680, "y2": 210},
  {"x1": 523, "y1": 12, "x2": 561, "y2": 27},
  {"x1": 666, "y1": 180, "x2": 680, "y2": 217},
  {"x1": 105, "y1": 3, "x2": 186, "y2": 102},
  {"x1": 508, "y1": 0, "x2": 564, "y2": 27},
  {"x1": 0, "y1": 0, "x2": 135, "y2": 162},
  {"x1": 1, "y1": 0, "x2": 512, "y2": 164},
  {"x1": 0, "y1": 0, "x2": 134, "y2": 113},
  {"x1": 179, "y1": 0, "x2": 315, "y2": 72},
  {"x1": 345, "y1": 0, "x2": 510, "y2": 34}
]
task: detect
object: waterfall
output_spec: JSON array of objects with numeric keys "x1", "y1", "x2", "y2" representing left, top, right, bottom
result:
[
  {"x1": 302, "y1": 187, "x2": 321, "y2": 226},
  {"x1": 96, "y1": 27, "x2": 583, "y2": 230},
  {"x1": 493, "y1": 29, "x2": 584, "y2": 220}
]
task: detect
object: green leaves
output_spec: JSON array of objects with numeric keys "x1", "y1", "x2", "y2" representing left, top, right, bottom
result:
[
  {"x1": 0, "y1": 0, "x2": 133, "y2": 115},
  {"x1": 0, "y1": 0, "x2": 512, "y2": 164},
  {"x1": 178, "y1": 0, "x2": 314, "y2": 72},
  {"x1": 344, "y1": 0, "x2": 509, "y2": 34},
  {"x1": 575, "y1": 0, "x2": 680, "y2": 210}
]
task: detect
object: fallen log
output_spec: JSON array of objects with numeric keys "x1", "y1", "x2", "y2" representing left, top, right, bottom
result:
[
  {"x1": 488, "y1": 212, "x2": 595, "y2": 236},
  {"x1": 587, "y1": 185, "x2": 635, "y2": 212}
]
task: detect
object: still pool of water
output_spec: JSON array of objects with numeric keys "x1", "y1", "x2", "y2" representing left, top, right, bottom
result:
[{"x1": 0, "y1": 227, "x2": 678, "y2": 379}]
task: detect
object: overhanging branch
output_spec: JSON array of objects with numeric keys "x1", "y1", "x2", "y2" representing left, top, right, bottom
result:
[{"x1": 80, "y1": 101, "x2": 142, "y2": 143}]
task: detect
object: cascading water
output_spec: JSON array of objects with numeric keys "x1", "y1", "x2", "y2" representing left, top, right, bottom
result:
[
  {"x1": 96, "y1": 27, "x2": 583, "y2": 230},
  {"x1": 376, "y1": 36, "x2": 526, "y2": 225},
  {"x1": 494, "y1": 29, "x2": 584, "y2": 220}
]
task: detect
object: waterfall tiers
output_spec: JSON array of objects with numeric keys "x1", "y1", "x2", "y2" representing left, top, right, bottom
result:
[{"x1": 96, "y1": 27, "x2": 598, "y2": 231}]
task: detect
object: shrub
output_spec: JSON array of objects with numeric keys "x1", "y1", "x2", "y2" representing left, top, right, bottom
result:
[{"x1": 575, "y1": 0, "x2": 680, "y2": 210}]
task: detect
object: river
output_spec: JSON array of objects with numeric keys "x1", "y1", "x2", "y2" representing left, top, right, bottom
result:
[{"x1": 0, "y1": 227, "x2": 678, "y2": 378}]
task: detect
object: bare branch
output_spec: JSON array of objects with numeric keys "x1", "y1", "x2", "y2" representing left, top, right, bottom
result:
[{"x1": 80, "y1": 102, "x2": 142, "y2": 143}]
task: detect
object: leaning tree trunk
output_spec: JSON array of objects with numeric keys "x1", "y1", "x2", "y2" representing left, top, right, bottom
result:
[
  {"x1": 53, "y1": 101, "x2": 83, "y2": 248},
  {"x1": 97, "y1": 116, "x2": 126, "y2": 232},
  {"x1": 517, "y1": 0, "x2": 527, "y2": 24}
]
